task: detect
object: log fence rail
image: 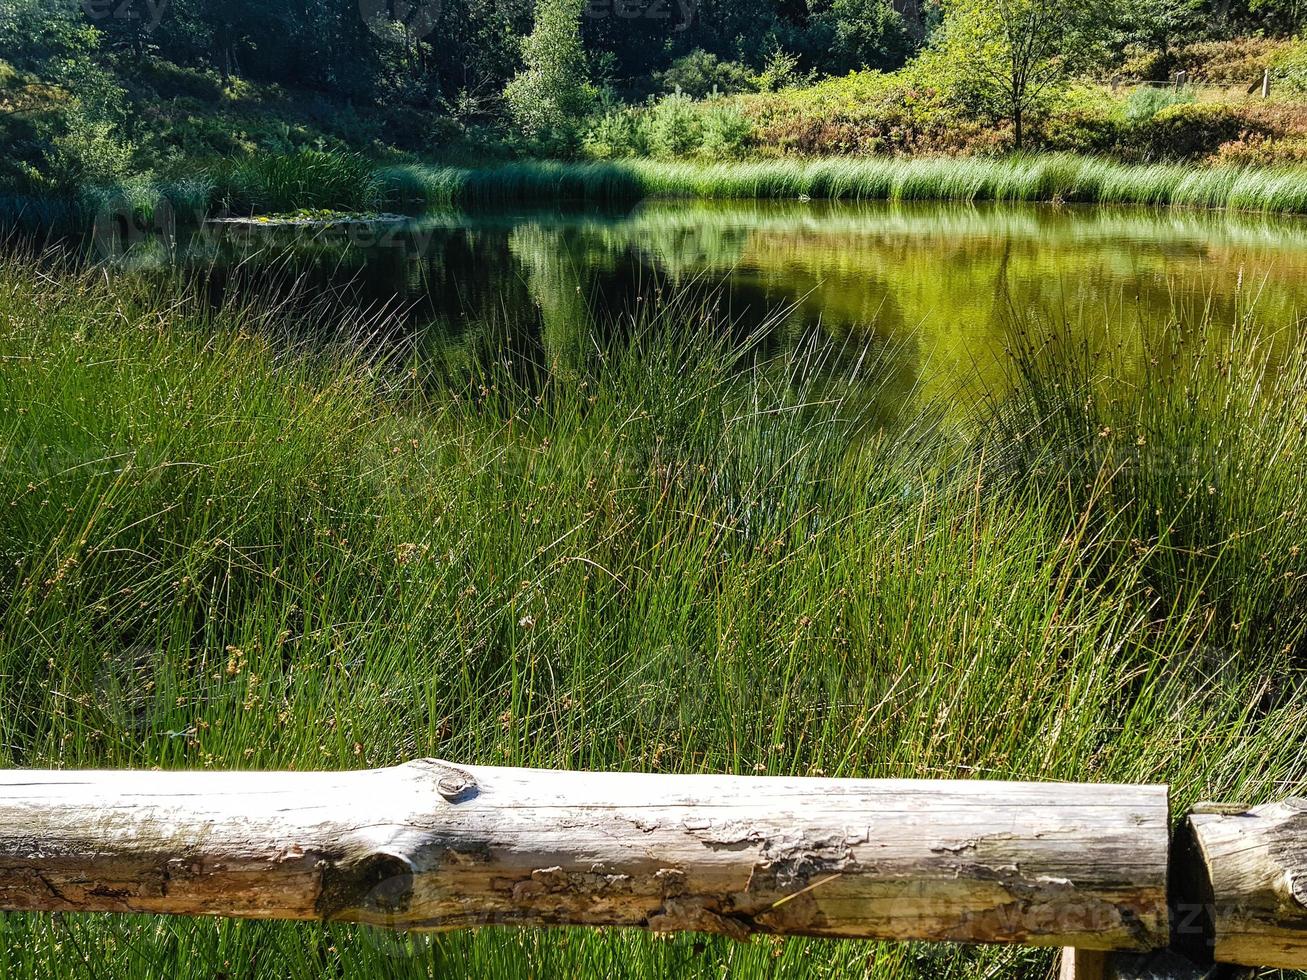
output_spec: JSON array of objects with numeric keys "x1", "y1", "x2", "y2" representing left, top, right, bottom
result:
[{"x1": 0, "y1": 761, "x2": 1300, "y2": 975}]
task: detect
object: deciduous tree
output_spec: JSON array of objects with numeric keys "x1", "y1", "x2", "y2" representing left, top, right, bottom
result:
[{"x1": 928, "y1": 0, "x2": 1111, "y2": 149}]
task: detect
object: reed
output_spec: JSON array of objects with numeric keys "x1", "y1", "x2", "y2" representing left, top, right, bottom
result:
[
  {"x1": 374, "y1": 155, "x2": 1307, "y2": 214},
  {"x1": 10, "y1": 154, "x2": 1307, "y2": 243},
  {"x1": 0, "y1": 251, "x2": 1303, "y2": 978}
]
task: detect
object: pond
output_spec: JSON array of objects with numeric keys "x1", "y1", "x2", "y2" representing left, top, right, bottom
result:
[{"x1": 104, "y1": 199, "x2": 1307, "y2": 416}]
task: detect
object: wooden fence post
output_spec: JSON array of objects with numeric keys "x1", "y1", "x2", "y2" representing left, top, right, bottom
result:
[{"x1": 1059, "y1": 948, "x2": 1108, "y2": 979}]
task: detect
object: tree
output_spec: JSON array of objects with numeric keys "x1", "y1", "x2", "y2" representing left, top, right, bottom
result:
[
  {"x1": 808, "y1": 0, "x2": 915, "y2": 73},
  {"x1": 928, "y1": 0, "x2": 1110, "y2": 150},
  {"x1": 503, "y1": 0, "x2": 596, "y2": 144}
]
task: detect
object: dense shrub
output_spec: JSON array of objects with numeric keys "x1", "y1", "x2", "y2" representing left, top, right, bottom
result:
[
  {"x1": 1212, "y1": 133, "x2": 1307, "y2": 165},
  {"x1": 653, "y1": 50, "x2": 756, "y2": 98},
  {"x1": 46, "y1": 108, "x2": 136, "y2": 187},
  {"x1": 1120, "y1": 38, "x2": 1292, "y2": 85},
  {"x1": 739, "y1": 69, "x2": 988, "y2": 156},
  {"x1": 699, "y1": 103, "x2": 754, "y2": 159},
  {"x1": 1175, "y1": 37, "x2": 1289, "y2": 83},
  {"x1": 1132, "y1": 102, "x2": 1263, "y2": 160},
  {"x1": 1272, "y1": 40, "x2": 1307, "y2": 94},
  {"x1": 1037, "y1": 94, "x2": 1123, "y2": 153},
  {"x1": 647, "y1": 94, "x2": 706, "y2": 158},
  {"x1": 581, "y1": 106, "x2": 649, "y2": 158},
  {"x1": 1123, "y1": 85, "x2": 1195, "y2": 123},
  {"x1": 581, "y1": 65, "x2": 1307, "y2": 164},
  {"x1": 1119, "y1": 45, "x2": 1172, "y2": 82},
  {"x1": 132, "y1": 56, "x2": 225, "y2": 103}
]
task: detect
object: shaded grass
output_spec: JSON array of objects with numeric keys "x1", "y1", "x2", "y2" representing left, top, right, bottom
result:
[
  {"x1": 208, "y1": 149, "x2": 382, "y2": 215},
  {"x1": 0, "y1": 252, "x2": 1304, "y2": 978}
]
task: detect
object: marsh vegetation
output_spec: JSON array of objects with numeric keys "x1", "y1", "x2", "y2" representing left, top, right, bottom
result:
[{"x1": 2, "y1": 204, "x2": 1307, "y2": 972}]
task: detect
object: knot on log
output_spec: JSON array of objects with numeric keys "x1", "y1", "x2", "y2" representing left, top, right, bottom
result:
[
  {"x1": 316, "y1": 850, "x2": 415, "y2": 922},
  {"x1": 1284, "y1": 872, "x2": 1307, "y2": 912},
  {"x1": 409, "y1": 759, "x2": 478, "y2": 803}
]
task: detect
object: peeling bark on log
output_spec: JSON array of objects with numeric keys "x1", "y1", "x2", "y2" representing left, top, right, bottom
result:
[
  {"x1": 0, "y1": 762, "x2": 1168, "y2": 949},
  {"x1": 1185, "y1": 798, "x2": 1307, "y2": 969}
]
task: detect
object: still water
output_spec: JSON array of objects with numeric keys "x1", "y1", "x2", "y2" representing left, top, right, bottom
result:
[{"x1": 121, "y1": 199, "x2": 1307, "y2": 410}]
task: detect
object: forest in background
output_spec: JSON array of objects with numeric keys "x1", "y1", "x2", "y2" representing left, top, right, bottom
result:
[{"x1": 6, "y1": 0, "x2": 1307, "y2": 203}]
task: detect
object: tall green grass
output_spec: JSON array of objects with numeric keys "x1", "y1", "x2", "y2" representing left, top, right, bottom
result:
[
  {"x1": 9, "y1": 153, "x2": 1307, "y2": 243},
  {"x1": 377, "y1": 155, "x2": 1307, "y2": 213},
  {"x1": 208, "y1": 148, "x2": 382, "y2": 214},
  {"x1": 0, "y1": 253, "x2": 1304, "y2": 978}
]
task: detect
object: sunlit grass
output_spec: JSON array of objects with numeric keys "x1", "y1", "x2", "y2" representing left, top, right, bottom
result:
[
  {"x1": 376, "y1": 155, "x2": 1307, "y2": 213},
  {"x1": 0, "y1": 252, "x2": 1304, "y2": 978},
  {"x1": 10, "y1": 154, "x2": 1307, "y2": 244}
]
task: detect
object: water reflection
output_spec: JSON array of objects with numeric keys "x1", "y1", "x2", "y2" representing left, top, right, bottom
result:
[{"x1": 108, "y1": 199, "x2": 1307, "y2": 418}]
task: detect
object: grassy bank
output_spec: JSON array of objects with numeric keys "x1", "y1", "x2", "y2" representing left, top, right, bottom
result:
[
  {"x1": 12, "y1": 153, "x2": 1307, "y2": 242},
  {"x1": 381, "y1": 155, "x2": 1307, "y2": 212},
  {"x1": 0, "y1": 252, "x2": 1304, "y2": 977}
]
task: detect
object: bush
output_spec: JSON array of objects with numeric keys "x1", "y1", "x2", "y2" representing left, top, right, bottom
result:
[
  {"x1": 755, "y1": 46, "x2": 810, "y2": 93},
  {"x1": 653, "y1": 50, "x2": 756, "y2": 98},
  {"x1": 47, "y1": 108, "x2": 136, "y2": 188},
  {"x1": 1175, "y1": 37, "x2": 1288, "y2": 83},
  {"x1": 1123, "y1": 85, "x2": 1195, "y2": 124},
  {"x1": 1037, "y1": 89, "x2": 1123, "y2": 153},
  {"x1": 1272, "y1": 40, "x2": 1307, "y2": 95},
  {"x1": 1132, "y1": 102, "x2": 1260, "y2": 161},
  {"x1": 647, "y1": 94, "x2": 705, "y2": 158},
  {"x1": 135, "y1": 57, "x2": 225, "y2": 103},
  {"x1": 582, "y1": 107, "x2": 650, "y2": 159},
  {"x1": 1119, "y1": 45, "x2": 1172, "y2": 82},
  {"x1": 735, "y1": 69, "x2": 977, "y2": 157},
  {"x1": 699, "y1": 103, "x2": 754, "y2": 159},
  {"x1": 1211, "y1": 132, "x2": 1307, "y2": 166}
]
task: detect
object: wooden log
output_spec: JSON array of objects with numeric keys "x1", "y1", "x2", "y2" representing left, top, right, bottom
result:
[
  {"x1": 1184, "y1": 798, "x2": 1307, "y2": 969},
  {"x1": 0, "y1": 762, "x2": 1169, "y2": 949}
]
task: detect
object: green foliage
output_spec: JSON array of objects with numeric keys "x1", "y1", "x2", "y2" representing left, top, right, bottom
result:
[
  {"x1": 647, "y1": 94, "x2": 707, "y2": 158},
  {"x1": 755, "y1": 46, "x2": 810, "y2": 93},
  {"x1": 503, "y1": 0, "x2": 597, "y2": 149},
  {"x1": 581, "y1": 106, "x2": 650, "y2": 159},
  {"x1": 582, "y1": 97, "x2": 754, "y2": 161},
  {"x1": 1271, "y1": 38, "x2": 1307, "y2": 93},
  {"x1": 1115, "y1": 0, "x2": 1206, "y2": 69},
  {"x1": 927, "y1": 0, "x2": 1114, "y2": 148},
  {"x1": 1123, "y1": 84, "x2": 1196, "y2": 123},
  {"x1": 0, "y1": 249, "x2": 1305, "y2": 977},
  {"x1": 1134, "y1": 101, "x2": 1259, "y2": 159},
  {"x1": 653, "y1": 50, "x2": 757, "y2": 98},
  {"x1": 0, "y1": 0, "x2": 99, "y2": 73},
  {"x1": 46, "y1": 107, "x2": 136, "y2": 187},
  {"x1": 211, "y1": 149, "x2": 382, "y2": 214},
  {"x1": 808, "y1": 0, "x2": 916, "y2": 73},
  {"x1": 699, "y1": 103, "x2": 755, "y2": 159}
]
